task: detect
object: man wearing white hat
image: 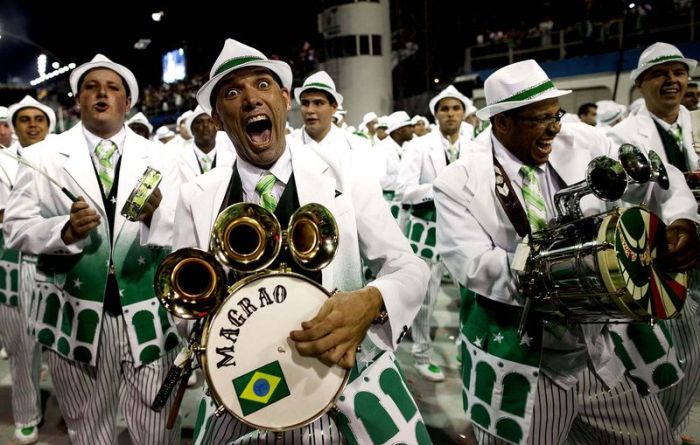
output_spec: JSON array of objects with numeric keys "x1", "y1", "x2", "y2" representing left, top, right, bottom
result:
[
  {"x1": 595, "y1": 100, "x2": 626, "y2": 129},
  {"x1": 155, "y1": 125, "x2": 176, "y2": 144},
  {"x1": 174, "y1": 105, "x2": 235, "y2": 181},
  {"x1": 173, "y1": 37, "x2": 430, "y2": 445},
  {"x1": 293, "y1": 71, "x2": 371, "y2": 154},
  {"x1": 166, "y1": 110, "x2": 194, "y2": 151},
  {"x1": 361, "y1": 111, "x2": 380, "y2": 145},
  {"x1": 3, "y1": 54, "x2": 183, "y2": 444},
  {"x1": 126, "y1": 111, "x2": 154, "y2": 139},
  {"x1": 375, "y1": 111, "x2": 414, "y2": 226},
  {"x1": 396, "y1": 84, "x2": 478, "y2": 382},
  {"x1": 434, "y1": 58, "x2": 698, "y2": 444},
  {"x1": 412, "y1": 115, "x2": 430, "y2": 137},
  {"x1": 608, "y1": 41, "x2": 700, "y2": 440},
  {"x1": 0, "y1": 95, "x2": 56, "y2": 444},
  {"x1": 0, "y1": 106, "x2": 17, "y2": 148},
  {"x1": 682, "y1": 79, "x2": 698, "y2": 111}
]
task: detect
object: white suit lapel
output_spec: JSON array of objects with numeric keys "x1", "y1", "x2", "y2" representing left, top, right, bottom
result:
[
  {"x1": 192, "y1": 168, "x2": 231, "y2": 248},
  {"x1": 180, "y1": 144, "x2": 201, "y2": 180},
  {"x1": 428, "y1": 133, "x2": 447, "y2": 179},
  {"x1": 60, "y1": 124, "x2": 106, "y2": 215},
  {"x1": 290, "y1": 145, "x2": 336, "y2": 287}
]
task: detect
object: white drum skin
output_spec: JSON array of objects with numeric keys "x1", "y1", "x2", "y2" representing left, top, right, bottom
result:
[{"x1": 200, "y1": 272, "x2": 349, "y2": 431}]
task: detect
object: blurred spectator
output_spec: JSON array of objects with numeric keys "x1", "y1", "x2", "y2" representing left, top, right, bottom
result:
[
  {"x1": 577, "y1": 102, "x2": 598, "y2": 126},
  {"x1": 682, "y1": 80, "x2": 698, "y2": 111}
]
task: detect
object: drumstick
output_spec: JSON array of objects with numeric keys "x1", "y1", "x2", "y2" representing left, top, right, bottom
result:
[
  {"x1": 0, "y1": 144, "x2": 79, "y2": 202},
  {"x1": 167, "y1": 365, "x2": 192, "y2": 430}
]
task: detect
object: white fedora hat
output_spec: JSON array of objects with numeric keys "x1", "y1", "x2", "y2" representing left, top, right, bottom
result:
[
  {"x1": 428, "y1": 85, "x2": 471, "y2": 118},
  {"x1": 197, "y1": 38, "x2": 293, "y2": 113},
  {"x1": 126, "y1": 112, "x2": 153, "y2": 134},
  {"x1": 0, "y1": 106, "x2": 9, "y2": 122},
  {"x1": 476, "y1": 59, "x2": 571, "y2": 120},
  {"x1": 176, "y1": 110, "x2": 194, "y2": 127},
  {"x1": 294, "y1": 71, "x2": 343, "y2": 107},
  {"x1": 376, "y1": 115, "x2": 389, "y2": 129},
  {"x1": 595, "y1": 100, "x2": 627, "y2": 126},
  {"x1": 361, "y1": 111, "x2": 378, "y2": 127},
  {"x1": 155, "y1": 125, "x2": 175, "y2": 140},
  {"x1": 386, "y1": 111, "x2": 413, "y2": 134},
  {"x1": 630, "y1": 42, "x2": 697, "y2": 82},
  {"x1": 69, "y1": 54, "x2": 139, "y2": 109},
  {"x1": 186, "y1": 105, "x2": 211, "y2": 135},
  {"x1": 8, "y1": 95, "x2": 56, "y2": 133}
]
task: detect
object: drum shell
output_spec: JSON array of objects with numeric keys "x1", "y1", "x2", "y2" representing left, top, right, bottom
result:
[{"x1": 529, "y1": 207, "x2": 687, "y2": 323}]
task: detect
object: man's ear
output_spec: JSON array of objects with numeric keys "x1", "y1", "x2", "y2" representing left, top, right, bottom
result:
[
  {"x1": 125, "y1": 96, "x2": 132, "y2": 110},
  {"x1": 282, "y1": 89, "x2": 291, "y2": 111},
  {"x1": 493, "y1": 114, "x2": 510, "y2": 134},
  {"x1": 211, "y1": 109, "x2": 224, "y2": 131}
]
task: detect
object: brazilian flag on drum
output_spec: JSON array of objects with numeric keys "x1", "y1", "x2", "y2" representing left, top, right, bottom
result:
[{"x1": 233, "y1": 361, "x2": 291, "y2": 415}]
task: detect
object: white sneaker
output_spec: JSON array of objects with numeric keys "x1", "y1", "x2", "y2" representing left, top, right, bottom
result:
[
  {"x1": 414, "y1": 362, "x2": 445, "y2": 382},
  {"x1": 0, "y1": 347, "x2": 8, "y2": 359},
  {"x1": 15, "y1": 425, "x2": 39, "y2": 444}
]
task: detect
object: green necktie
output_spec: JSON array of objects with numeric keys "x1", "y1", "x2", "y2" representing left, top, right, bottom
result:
[
  {"x1": 255, "y1": 173, "x2": 277, "y2": 212},
  {"x1": 95, "y1": 140, "x2": 117, "y2": 195},
  {"x1": 201, "y1": 154, "x2": 213, "y2": 173},
  {"x1": 448, "y1": 143, "x2": 459, "y2": 163},
  {"x1": 520, "y1": 165, "x2": 548, "y2": 233}
]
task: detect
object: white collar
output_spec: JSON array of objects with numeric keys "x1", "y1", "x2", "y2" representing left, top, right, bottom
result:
[
  {"x1": 236, "y1": 144, "x2": 293, "y2": 198},
  {"x1": 193, "y1": 144, "x2": 217, "y2": 163},
  {"x1": 492, "y1": 134, "x2": 547, "y2": 187},
  {"x1": 82, "y1": 125, "x2": 126, "y2": 154}
]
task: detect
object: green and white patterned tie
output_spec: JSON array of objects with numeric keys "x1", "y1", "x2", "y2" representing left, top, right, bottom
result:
[
  {"x1": 669, "y1": 124, "x2": 683, "y2": 148},
  {"x1": 520, "y1": 165, "x2": 548, "y2": 233},
  {"x1": 448, "y1": 143, "x2": 459, "y2": 163},
  {"x1": 255, "y1": 173, "x2": 277, "y2": 212},
  {"x1": 201, "y1": 154, "x2": 213, "y2": 173},
  {"x1": 95, "y1": 140, "x2": 117, "y2": 195}
]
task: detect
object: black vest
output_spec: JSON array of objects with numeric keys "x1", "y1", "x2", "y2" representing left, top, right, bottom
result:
[
  {"x1": 219, "y1": 165, "x2": 322, "y2": 284},
  {"x1": 90, "y1": 156, "x2": 123, "y2": 316}
]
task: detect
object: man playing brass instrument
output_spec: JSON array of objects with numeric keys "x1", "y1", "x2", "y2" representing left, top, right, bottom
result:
[
  {"x1": 434, "y1": 59, "x2": 699, "y2": 444},
  {"x1": 172, "y1": 38, "x2": 430, "y2": 445}
]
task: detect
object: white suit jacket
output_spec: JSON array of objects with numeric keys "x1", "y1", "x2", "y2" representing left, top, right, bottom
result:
[
  {"x1": 3, "y1": 123, "x2": 180, "y2": 255},
  {"x1": 396, "y1": 130, "x2": 482, "y2": 205},
  {"x1": 374, "y1": 136, "x2": 403, "y2": 192},
  {"x1": 434, "y1": 122, "x2": 698, "y2": 305},
  {"x1": 0, "y1": 143, "x2": 20, "y2": 210},
  {"x1": 175, "y1": 141, "x2": 236, "y2": 182},
  {"x1": 173, "y1": 140, "x2": 429, "y2": 351},
  {"x1": 608, "y1": 103, "x2": 699, "y2": 171}
]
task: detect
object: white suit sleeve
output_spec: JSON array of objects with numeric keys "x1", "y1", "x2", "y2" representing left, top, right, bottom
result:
[
  {"x1": 172, "y1": 182, "x2": 200, "y2": 250},
  {"x1": 434, "y1": 163, "x2": 520, "y2": 306},
  {"x1": 3, "y1": 161, "x2": 85, "y2": 255},
  {"x1": 395, "y1": 141, "x2": 433, "y2": 204},
  {"x1": 353, "y1": 170, "x2": 430, "y2": 350}
]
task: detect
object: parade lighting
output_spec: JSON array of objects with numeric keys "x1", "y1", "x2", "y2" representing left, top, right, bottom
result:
[
  {"x1": 30, "y1": 62, "x2": 75, "y2": 86},
  {"x1": 152, "y1": 11, "x2": 164, "y2": 22},
  {"x1": 37, "y1": 54, "x2": 47, "y2": 76},
  {"x1": 52, "y1": 61, "x2": 60, "y2": 69}
]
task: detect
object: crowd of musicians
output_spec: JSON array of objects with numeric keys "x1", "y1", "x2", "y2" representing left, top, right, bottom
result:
[{"x1": 0, "y1": 37, "x2": 698, "y2": 445}]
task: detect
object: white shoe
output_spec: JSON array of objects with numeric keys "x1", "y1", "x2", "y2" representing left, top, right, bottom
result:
[
  {"x1": 0, "y1": 347, "x2": 8, "y2": 359},
  {"x1": 414, "y1": 362, "x2": 445, "y2": 382},
  {"x1": 15, "y1": 425, "x2": 39, "y2": 444}
]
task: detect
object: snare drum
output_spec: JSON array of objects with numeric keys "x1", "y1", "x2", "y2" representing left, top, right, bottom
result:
[
  {"x1": 529, "y1": 206, "x2": 687, "y2": 322},
  {"x1": 121, "y1": 167, "x2": 162, "y2": 221},
  {"x1": 199, "y1": 272, "x2": 349, "y2": 431}
]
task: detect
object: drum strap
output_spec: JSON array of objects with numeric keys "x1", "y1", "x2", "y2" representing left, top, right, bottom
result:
[{"x1": 492, "y1": 150, "x2": 531, "y2": 238}]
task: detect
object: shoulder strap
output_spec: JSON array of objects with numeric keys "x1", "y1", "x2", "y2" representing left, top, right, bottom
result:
[{"x1": 492, "y1": 150, "x2": 531, "y2": 238}]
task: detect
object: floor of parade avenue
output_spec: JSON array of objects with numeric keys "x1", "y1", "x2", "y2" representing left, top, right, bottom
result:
[{"x1": 1, "y1": 282, "x2": 699, "y2": 444}]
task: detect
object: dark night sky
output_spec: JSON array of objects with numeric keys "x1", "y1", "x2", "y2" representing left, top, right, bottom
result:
[{"x1": 0, "y1": 1, "x2": 323, "y2": 86}]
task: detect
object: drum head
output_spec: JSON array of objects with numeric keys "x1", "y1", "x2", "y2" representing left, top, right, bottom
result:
[
  {"x1": 611, "y1": 207, "x2": 687, "y2": 319},
  {"x1": 201, "y1": 272, "x2": 348, "y2": 431}
]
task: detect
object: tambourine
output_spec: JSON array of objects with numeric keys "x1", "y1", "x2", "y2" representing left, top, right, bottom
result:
[{"x1": 121, "y1": 167, "x2": 162, "y2": 221}]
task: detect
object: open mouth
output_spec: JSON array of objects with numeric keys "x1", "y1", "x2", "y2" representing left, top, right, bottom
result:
[
  {"x1": 94, "y1": 101, "x2": 109, "y2": 112},
  {"x1": 246, "y1": 114, "x2": 272, "y2": 146},
  {"x1": 535, "y1": 139, "x2": 554, "y2": 155}
]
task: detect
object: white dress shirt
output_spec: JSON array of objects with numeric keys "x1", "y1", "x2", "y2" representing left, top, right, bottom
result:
[
  {"x1": 236, "y1": 144, "x2": 292, "y2": 205},
  {"x1": 83, "y1": 126, "x2": 125, "y2": 177}
]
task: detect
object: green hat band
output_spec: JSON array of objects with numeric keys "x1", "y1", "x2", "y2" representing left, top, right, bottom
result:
[
  {"x1": 214, "y1": 56, "x2": 265, "y2": 76},
  {"x1": 497, "y1": 80, "x2": 555, "y2": 104}
]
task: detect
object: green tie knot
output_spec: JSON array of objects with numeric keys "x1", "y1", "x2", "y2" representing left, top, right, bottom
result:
[
  {"x1": 255, "y1": 173, "x2": 277, "y2": 211},
  {"x1": 201, "y1": 154, "x2": 213, "y2": 172},
  {"x1": 95, "y1": 140, "x2": 117, "y2": 168}
]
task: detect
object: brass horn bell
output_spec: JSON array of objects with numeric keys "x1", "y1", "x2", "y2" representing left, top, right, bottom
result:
[
  {"x1": 210, "y1": 202, "x2": 339, "y2": 274},
  {"x1": 154, "y1": 248, "x2": 227, "y2": 319},
  {"x1": 554, "y1": 156, "x2": 627, "y2": 221}
]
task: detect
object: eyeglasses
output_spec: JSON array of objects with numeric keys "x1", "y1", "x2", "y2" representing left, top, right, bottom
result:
[{"x1": 511, "y1": 109, "x2": 566, "y2": 127}]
